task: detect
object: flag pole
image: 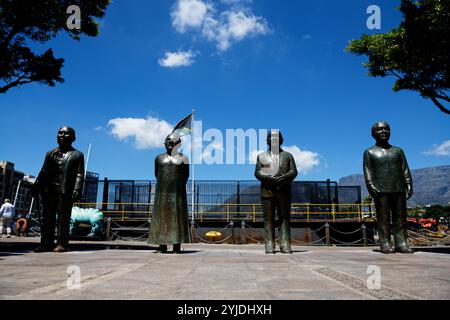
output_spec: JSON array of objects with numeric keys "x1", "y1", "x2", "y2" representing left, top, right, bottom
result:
[
  {"x1": 13, "y1": 180, "x2": 22, "y2": 207},
  {"x1": 82, "y1": 143, "x2": 92, "y2": 200},
  {"x1": 191, "y1": 108, "x2": 195, "y2": 222}
]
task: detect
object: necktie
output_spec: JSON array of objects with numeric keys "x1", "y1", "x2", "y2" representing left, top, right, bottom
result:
[{"x1": 272, "y1": 152, "x2": 279, "y2": 174}]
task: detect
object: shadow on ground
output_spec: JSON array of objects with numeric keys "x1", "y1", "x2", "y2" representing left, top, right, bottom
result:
[
  {"x1": 0, "y1": 240, "x2": 200, "y2": 255},
  {"x1": 413, "y1": 246, "x2": 450, "y2": 254},
  {"x1": 371, "y1": 247, "x2": 450, "y2": 255}
]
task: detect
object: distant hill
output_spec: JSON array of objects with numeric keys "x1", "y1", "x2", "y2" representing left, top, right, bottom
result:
[{"x1": 339, "y1": 166, "x2": 450, "y2": 207}]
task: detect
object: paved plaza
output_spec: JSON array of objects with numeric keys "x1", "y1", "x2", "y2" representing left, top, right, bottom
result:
[{"x1": 0, "y1": 238, "x2": 449, "y2": 300}]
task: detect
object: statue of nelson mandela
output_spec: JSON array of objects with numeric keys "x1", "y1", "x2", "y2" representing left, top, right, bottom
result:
[{"x1": 363, "y1": 121, "x2": 414, "y2": 254}]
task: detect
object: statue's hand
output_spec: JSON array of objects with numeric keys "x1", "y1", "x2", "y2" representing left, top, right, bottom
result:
[
  {"x1": 265, "y1": 175, "x2": 277, "y2": 184},
  {"x1": 72, "y1": 190, "x2": 81, "y2": 201},
  {"x1": 368, "y1": 185, "x2": 381, "y2": 199},
  {"x1": 274, "y1": 174, "x2": 286, "y2": 185},
  {"x1": 406, "y1": 184, "x2": 413, "y2": 200}
]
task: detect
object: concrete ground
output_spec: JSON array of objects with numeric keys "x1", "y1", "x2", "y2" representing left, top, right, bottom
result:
[{"x1": 0, "y1": 237, "x2": 449, "y2": 300}]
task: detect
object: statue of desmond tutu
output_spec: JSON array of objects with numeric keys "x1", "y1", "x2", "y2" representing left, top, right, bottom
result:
[
  {"x1": 363, "y1": 121, "x2": 414, "y2": 254},
  {"x1": 148, "y1": 133, "x2": 191, "y2": 254},
  {"x1": 33, "y1": 127, "x2": 85, "y2": 253},
  {"x1": 255, "y1": 130, "x2": 298, "y2": 254}
]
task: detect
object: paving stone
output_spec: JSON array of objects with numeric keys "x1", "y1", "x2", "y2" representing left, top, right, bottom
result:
[{"x1": 0, "y1": 238, "x2": 449, "y2": 300}]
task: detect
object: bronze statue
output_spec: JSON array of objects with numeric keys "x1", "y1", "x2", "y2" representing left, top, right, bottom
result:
[
  {"x1": 255, "y1": 130, "x2": 298, "y2": 254},
  {"x1": 364, "y1": 121, "x2": 414, "y2": 254},
  {"x1": 33, "y1": 126, "x2": 85, "y2": 253},
  {"x1": 148, "y1": 133, "x2": 190, "y2": 253}
]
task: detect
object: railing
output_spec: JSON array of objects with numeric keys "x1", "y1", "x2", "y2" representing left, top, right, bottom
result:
[{"x1": 73, "y1": 202, "x2": 376, "y2": 223}]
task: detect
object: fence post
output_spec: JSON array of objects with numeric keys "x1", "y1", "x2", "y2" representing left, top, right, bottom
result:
[
  {"x1": 106, "y1": 217, "x2": 112, "y2": 241},
  {"x1": 147, "y1": 216, "x2": 151, "y2": 241},
  {"x1": 190, "y1": 220, "x2": 197, "y2": 243},
  {"x1": 325, "y1": 222, "x2": 330, "y2": 246},
  {"x1": 362, "y1": 224, "x2": 368, "y2": 247},
  {"x1": 307, "y1": 204, "x2": 310, "y2": 223},
  {"x1": 102, "y1": 178, "x2": 109, "y2": 212},
  {"x1": 241, "y1": 220, "x2": 246, "y2": 244},
  {"x1": 230, "y1": 220, "x2": 235, "y2": 244}
]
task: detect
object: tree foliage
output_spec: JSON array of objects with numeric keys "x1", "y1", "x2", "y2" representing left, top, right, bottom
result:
[
  {"x1": 363, "y1": 194, "x2": 373, "y2": 204},
  {"x1": 424, "y1": 205, "x2": 450, "y2": 219},
  {"x1": 0, "y1": 0, "x2": 110, "y2": 93},
  {"x1": 346, "y1": 0, "x2": 450, "y2": 114}
]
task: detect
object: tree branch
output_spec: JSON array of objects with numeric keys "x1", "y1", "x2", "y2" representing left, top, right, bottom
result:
[
  {"x1": 435, "y1": 94, "x2": 450, "y2": 103},
  {"x1": 389, "y1": 70, "x2": 403, "y2": 80},
  {"x1": 0, "y1": 77, "x2": 32, "y2": 94},
  {"x1": 0, "y1": 26, "x2": 20, "y2": 50},
  {"x1": 429, "y1": 96, "x2": 450, "y2": 115},
  {"x1": 436, "y1": 89, "x2": 449, "y2": 99}
]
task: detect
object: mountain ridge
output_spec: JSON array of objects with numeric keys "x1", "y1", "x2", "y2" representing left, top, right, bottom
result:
[{"x1": 338, "y1": 165, "x2": 450, "y2": 206}]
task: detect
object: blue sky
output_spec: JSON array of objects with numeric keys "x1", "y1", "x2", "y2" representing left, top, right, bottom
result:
[{"x1": 0, "y1": 0, "x2": 449, "y2": 181}]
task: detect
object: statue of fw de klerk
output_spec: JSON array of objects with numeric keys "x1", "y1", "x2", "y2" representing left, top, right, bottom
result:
[
  {"x1": 255, "y1": 130, "x2": 298, "y2": 254},
  {"x1": 33, "y1": 126, "x2": 85, "y2": 253},
  {"x1": 363, "y1": 121, "x2": 414, "y2": 254}
]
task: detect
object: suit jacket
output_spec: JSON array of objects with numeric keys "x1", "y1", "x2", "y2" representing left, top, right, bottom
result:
[
  {"x1": 363, "y1": 145, "x2": 412, "y2": 194},
  {"x1": 255, "y1": 149, "x2": 298, "y2": 198},
  {"x1": 36, "y1": 147, "x2": 85, "y2": 196}
]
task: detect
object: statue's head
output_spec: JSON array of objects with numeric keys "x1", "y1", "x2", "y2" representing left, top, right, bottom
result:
[
  {"x1": 266, "y1": 130, "x2": 284, "y2": 150},
  {"x1": 4, "y1": 199, "x2": 10, "y2": 204},
  {"x1": 57, "y1": 126, "x2": 76, "y2": 149},
  {"x1": 164, "y1": 133, "x2": 181, "y2": 153},
  {"x1": 371, "y1": 121, "x2": 391, "y2": 143}
]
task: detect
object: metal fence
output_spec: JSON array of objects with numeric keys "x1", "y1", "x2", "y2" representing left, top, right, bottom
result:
[{"x1": 79, "y1": 179, "x2": 365, "y2": 222}]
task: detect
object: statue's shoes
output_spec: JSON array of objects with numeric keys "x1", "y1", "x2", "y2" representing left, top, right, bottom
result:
[
  {"x1": 380, "y1": 247, "x2": 396, "y2": 254},
  {"x1": 53, "y1": 245, "x2": 68, "y2": 253},
  {"x1": 265, "y1": 249, "x2": 275, "y2": 254},
  {"x1": 281, "y1": 248, "x2": 292, "y2": 254},
  {"x1": 156, "y1": 245, "x2": 168, "y2": 253},
  {"x1": 172, "y1": 244, "x2": 182, "y2": 254},
  {"x1": 396, "y1": 246, "x2": 414, "y2": 254}
]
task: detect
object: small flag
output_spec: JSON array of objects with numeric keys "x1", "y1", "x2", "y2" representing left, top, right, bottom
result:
[{"x1": 172, "y1": 113, "x2": 193, "y2": 136}]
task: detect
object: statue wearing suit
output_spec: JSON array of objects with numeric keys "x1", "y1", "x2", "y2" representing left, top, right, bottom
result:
[
  {"x1": 255, "y1": 131, "x2": 298, "y2": 254},
  {"x1": 33, "y1": 127, "x2": 85, "y2": 253},
  {"x1": 364, "y1": 121, "x2": 414, "y2": 254}
]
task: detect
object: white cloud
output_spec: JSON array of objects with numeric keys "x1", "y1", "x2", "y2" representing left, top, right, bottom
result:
[
  {"x1": 158, "y1": 50, "x2": 197, "y2": 68},
  {"x1": 284, "y1": 145, "x2": 320, "y2": 174},
  {"x1": 203, "y1": 10, "x2": 269, "y2": 51},
  {"x1": 108, "y1": 116, "x2": 174, "y2": 150},
  {"x1": 171, "y1": 0, "x2": 213, "y2": 33},
  {"x1": 423, "y1": 140, "x2": 450, "y2": 156},
  {"x1": 220, "y1": 0, "x2": 253, "y2": 5},
  {"x1": 250, "y1": 146, "x2": 321, "y2": 174},
  {"x1": 170, "y1": 0, "x2": 269, "y2": 52}
]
